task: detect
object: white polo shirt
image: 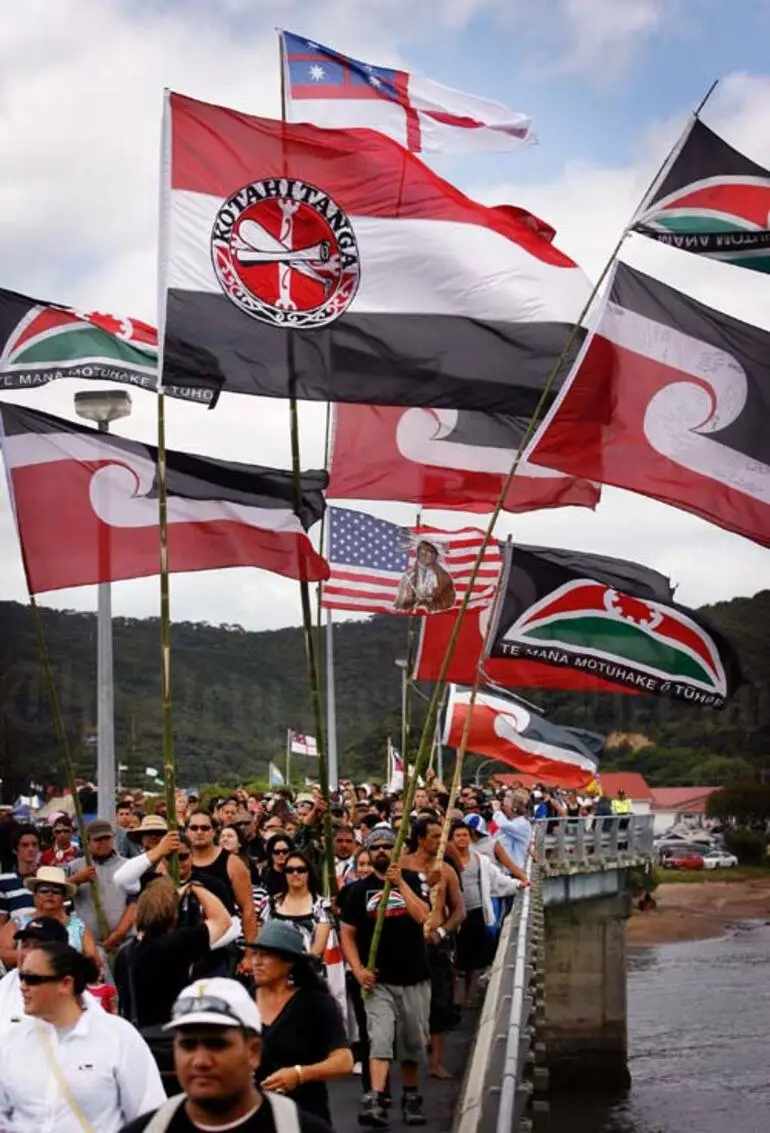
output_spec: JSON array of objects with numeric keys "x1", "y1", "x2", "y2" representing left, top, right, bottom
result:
[{"x1": 0, "y1": 1006, "x2": 166, "y2": 1133}]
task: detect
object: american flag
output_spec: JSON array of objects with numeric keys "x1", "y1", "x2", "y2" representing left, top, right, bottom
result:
[
  {"x1": 280, "y1": 31, "x2": 532, "y2": 156},
  {"x1": 321, "y1": 507, "x2": 503, "y2": 614}
]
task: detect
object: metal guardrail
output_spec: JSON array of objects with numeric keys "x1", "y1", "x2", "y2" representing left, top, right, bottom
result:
[
  {"x1": 533, "y1": 814, "x2": 655, "y2": 872},
  {"x1": 454, "y1": 860, "x2": 546, "y2": 1133}
]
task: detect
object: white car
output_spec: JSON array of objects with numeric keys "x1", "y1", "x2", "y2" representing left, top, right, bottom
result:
[{"x1": 702, "y1": 850, "x2": 739, "y2": 869}]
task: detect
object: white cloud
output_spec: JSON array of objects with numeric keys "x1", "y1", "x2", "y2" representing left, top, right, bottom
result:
[
  {"x1": 0, "y1": 4, "x2": 767, "y2": 634},
  {"x1": 548, "y1": 0, "x2": 666, "y2": 77}
]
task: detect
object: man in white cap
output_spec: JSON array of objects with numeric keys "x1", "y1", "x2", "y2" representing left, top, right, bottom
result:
[{"x1": 119, "y1": 977, "x2": 335, "y2": 1133}]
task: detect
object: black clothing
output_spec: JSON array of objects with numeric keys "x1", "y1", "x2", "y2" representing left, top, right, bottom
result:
[
  {"x1": 257, "y1": 986, "x2": 349, "y2": 1124},
  {"x1": 191, "y1": 849, "x2": 237, "y2": 912},
  {"x1": 455, "y1": 907, "x2": 495, "y2": 972},
  {"x1": 340, "y1": 871, "x2": 429, "y2": 986},
  {"x1": 427, "y1": 938, "x2": 458, "y2": 1033},
  {"x1": 115, "y1": 923, "x2": 211, "y2": 1027},
  {"x1": 120, "y1": 1095, "x2": 333, "y2": 1133}
]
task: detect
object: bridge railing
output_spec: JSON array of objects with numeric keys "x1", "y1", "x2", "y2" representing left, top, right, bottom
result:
[
  {"x1": 533, "y1": 814, "x2": 655, "y2": 870},
  {"x1": 454, "y1": 859, "x2": 546, "y2": 1133}
]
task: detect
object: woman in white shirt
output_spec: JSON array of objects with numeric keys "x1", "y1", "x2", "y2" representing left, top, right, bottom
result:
[{"x1": 0, "y1": 941, "x2": 165, "y2": 1133}]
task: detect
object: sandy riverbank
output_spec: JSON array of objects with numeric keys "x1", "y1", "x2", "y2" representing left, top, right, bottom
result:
[{"x1": 627, "y1": 878, "x2": 770, "y2": 946}]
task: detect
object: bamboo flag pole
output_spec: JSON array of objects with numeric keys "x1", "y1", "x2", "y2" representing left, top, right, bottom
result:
[
  {"x1": 27, "y1": 595, "x2": 111, "y2": 944},
  {"x1": 362, "y1": 82, "x2": 720, "y2": 976},
  {"x1": 278, "y1": 31, "x2": 336, "y2": 895}
]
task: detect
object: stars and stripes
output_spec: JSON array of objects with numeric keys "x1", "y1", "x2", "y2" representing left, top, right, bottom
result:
[{"x1": 321, "y1": 506, "x2": 503, "y2": 614}]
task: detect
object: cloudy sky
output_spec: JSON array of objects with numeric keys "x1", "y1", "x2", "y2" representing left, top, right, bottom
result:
[{"x1": 1, "y1": 0, "x2": 769, "y2": 631}]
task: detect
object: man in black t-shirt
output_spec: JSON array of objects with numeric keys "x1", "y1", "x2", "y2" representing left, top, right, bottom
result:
[
  {"x1": 119, "y1": 977, "x2": 333, "y2": 1133},
  {"x1": 340, "y1": 827, "x2": 431, "y2": 1128}
]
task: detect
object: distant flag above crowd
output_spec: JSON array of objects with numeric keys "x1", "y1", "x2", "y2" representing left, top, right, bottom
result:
[
  {"x1": 443, "y1": 686, "x2": 599, "y2": 789},
  {"x1": 160, "y1": 92, "x2": 589, "y2": 413},
  {"x1": 289, "y1": 731, "x2": 318, "y2": 757},
  {"x1": 268, "y1": 762, "x2": 285, "y2": 787},
  {"x1": 632, "y1": 117, "x2": 770, "y2": 274},
  {"x1": 488, "y1": 544, "x2": 743, "y2": 709},
  {"x1": 0, "y1": 402, "x2": 329, "y2": 594},
  {"x1": 387, "y1": 740, "x2": 404, "y2": 792},
  {"x1": 327, "y1": 405, "x2": 600, "y2": 513},
  {"x1": 527, "y1": 261, "x2": 770, "y2": 549},
  {"x1": 321, "y1": 507, "x2": 503, "y2": 615},
  {"x1": 280, "y1": 30, "x2": 534, "y2": 155}
]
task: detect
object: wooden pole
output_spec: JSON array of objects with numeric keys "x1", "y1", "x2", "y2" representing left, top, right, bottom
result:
[{"x1": 156, "y1": 392, "x2": 179, "y2": 878}]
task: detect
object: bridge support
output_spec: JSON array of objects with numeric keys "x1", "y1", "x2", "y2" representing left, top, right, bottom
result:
[{"x1": 541, "y1": 890, "x2": 632, "y2": 1093}]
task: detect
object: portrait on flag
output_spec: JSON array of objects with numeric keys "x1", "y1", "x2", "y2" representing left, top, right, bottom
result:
[
  {"x1": 327, "y1": 404, "x2": 600, "y2": 513},
  {"x1": 321, "y1": 507, "x2": 501, "y2": 615}
]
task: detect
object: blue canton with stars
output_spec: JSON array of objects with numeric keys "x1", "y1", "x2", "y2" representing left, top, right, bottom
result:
[
  {"x1": 328, "y1": 507, "x2": 409, "y2": 571},
  {"x1": 284, "y1": 31, "x2": 403, "y2": 101}
]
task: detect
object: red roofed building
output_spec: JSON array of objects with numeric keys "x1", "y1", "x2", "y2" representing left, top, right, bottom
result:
[
  {"x1": 649, "y1": 786, "x2": 720, "y2": 835},
  {"x1": 595, "y1": 772, "x2": 653, "y2": 814}
]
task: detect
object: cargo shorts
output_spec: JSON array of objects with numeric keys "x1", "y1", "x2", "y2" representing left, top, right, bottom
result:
[{"x1": 364, "y1": 979, "x2": 431, "y2": 1063}]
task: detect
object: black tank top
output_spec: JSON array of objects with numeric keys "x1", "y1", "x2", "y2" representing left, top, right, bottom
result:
[{"x1": 191, "y1": 848, "x2": 237, "y2": 913}]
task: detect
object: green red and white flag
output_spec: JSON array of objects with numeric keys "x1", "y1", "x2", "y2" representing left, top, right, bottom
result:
[{"x1": 632, "y1": 117, "x2": 770, "y2": 274}]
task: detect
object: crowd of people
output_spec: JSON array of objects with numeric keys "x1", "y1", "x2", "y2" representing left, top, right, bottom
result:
[{"x1": 0, "y1": 773, "x2": 629, "y2": 1133}]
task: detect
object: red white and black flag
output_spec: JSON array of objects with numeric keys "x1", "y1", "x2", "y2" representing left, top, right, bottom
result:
[
  {"x1": 159, "y1": 92, "x2": 590, "y2": 412},
  {"x1": 443, "y1": 686, "x2": 599, "y2": 789},
  {"x1": 527, "y1": 261, "x2": 770, "y2": 548},
  {"x1": 488, "y1": 544, "x2": 743, "y2": 709},
  {"x1": 0, "y1": 402, "x2": 329, "y2": 593},
  {"x1": 632, "y1": 117, "x2": 770, "y2": 274},
  {"x1": 327, "y1": 404, "x2": 600, "y2": 513}
]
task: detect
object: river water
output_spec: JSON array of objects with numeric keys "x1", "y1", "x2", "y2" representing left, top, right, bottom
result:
[{"x1": 549, "y1": 921, "x2": 770, "y2": 1133}]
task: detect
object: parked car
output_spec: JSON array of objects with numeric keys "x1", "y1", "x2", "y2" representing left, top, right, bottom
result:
[
  {"x1": 661, "y1": 850, "x2": 704, "y2": 870},
  {"x1": 702, "y1": 850, "x2": 739, "y2": 869}
]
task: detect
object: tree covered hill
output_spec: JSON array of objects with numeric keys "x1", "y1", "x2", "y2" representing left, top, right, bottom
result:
[{"x1": 1, "y1": 588, "x2": 769, "y2": 797}]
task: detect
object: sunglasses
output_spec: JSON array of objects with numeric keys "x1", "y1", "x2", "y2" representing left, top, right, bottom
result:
[
  {"x1": 369, "y1": 844, "x2": 392, "y2": 853},
  {"x1": 284, "y1": 865, "x2": 309, "y2": 875},
  {"x1": 272, "y1": 847, "x2": 290, "y2": 856},
  {"x1": 19, "y1": 971, "x2": 60, "y2": 986},
  {"x1": 171, "y1": 994, "x2": 241, "y2": 1024},
  {"x1": 188, "y1": 824, "x2": 213, "y2": 832},
  {"x1": 35, "y1": 885, "x2": 65, "y2": 896}
]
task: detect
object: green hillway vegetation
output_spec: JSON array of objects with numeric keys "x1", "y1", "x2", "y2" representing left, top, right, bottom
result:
[{"x1": 1, "y1": 588, "x2": 769, "y2": 799}]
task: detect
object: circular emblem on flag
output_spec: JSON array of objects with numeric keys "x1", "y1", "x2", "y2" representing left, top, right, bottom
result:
[{"x1": 211, "y1": 177, "x2": 361, "y2": 329}]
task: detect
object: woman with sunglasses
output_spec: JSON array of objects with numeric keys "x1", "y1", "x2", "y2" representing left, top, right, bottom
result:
[
  {"x1": 249, "y1": 920, "x2": 352, "y2": 1125},
  {"x1": 253, "y1": 832, "x2": 294, "y2": 918},
  {"x1": 0, "y1": 942, "x2": 165, "y2": 1133},
  {"x1": 0, "y1": 865, "x2": 99, "y2": 968},
  {"x1": 259, "y1": 851, "x2": 330, "y2": 958}
]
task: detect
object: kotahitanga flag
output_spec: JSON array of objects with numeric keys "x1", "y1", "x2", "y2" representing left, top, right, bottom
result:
[
  {"x1": 527, "y1": 261, "x2": 770, "y2": 549},
  {"x1": 160, "y1": 92, "x2": 590, "y2": 413},
  {"x1": 281, "y1": 30, "x2": 533, "y2": 156},
  {"x1": 489, "y1": 544, "x2": 743, "y2": 709},
  {"x1": 327, "y1": 404, "x2": 600, "y2": 513},
  {"x1": 443, "y1": 686, "x2": 599, "y2": 789},
  {"x1": 633, "y1": 117, "x2": 770, "y2": 274},
  {"x1": 0, "y1": 402, "x2": 329, "y2": 593}
]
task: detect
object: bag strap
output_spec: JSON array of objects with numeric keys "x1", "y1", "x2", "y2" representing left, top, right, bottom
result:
[
  {"x1": 265, "y1": 1092, "x2": 302, "y2": 1133},
  {"x1": 142, "y1": 1094, "x2": 187, "y2": 1133},
  {"x1": 35, "y1": 1020, "x2": 95, "y2": 1133}
]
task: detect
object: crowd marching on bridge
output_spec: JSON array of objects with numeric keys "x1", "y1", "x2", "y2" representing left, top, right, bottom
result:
[{"x1": 0, "y1": 775, "x2": 633, "y2": 1133}]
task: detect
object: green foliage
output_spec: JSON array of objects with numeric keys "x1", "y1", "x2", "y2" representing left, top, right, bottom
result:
[
  {"x1": 723, "y1": 827, "x2": 768, "y2": 865},
  {"x1": 706, "y1": 782, "x2": 770, "y2": 827},
  {"x1": 1, "y1": 587, "x2": 769, "y2": 798}
]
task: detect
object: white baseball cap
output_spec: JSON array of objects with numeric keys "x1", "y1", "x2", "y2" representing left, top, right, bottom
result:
[{"x1": 165, "y1": 978, "x2": 262, "y2": 1034}]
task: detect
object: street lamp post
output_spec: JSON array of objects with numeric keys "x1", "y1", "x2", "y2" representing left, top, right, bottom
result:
[
  {"x1": 474, "y1": 757, "x2": 499, "y2": 787},
  {"x1": 74, "y1": 389, "x2": 132, "y2": 824},
  {"x1": 394, "y1": 657, "x2": 408, "y2": 762}
]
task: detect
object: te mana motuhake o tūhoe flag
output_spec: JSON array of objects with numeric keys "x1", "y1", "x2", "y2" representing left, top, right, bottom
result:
[
  {"x1": 443, "y1": 685, "x2": 599, "y2": 790},
  {"x1": 488, "y1": 544, "x2": 743, "y2": 710},
  {"x1": 159, "y1": 91, "x2": 591, "y2": 413},
  {"x1": 0, "y1": 401, "x2": 329, "y2": 594},
  {"x1": 633, "y1": 117, "x2": 770, "y2": 274},
  {"x1": 327, "y1": 403, "x2": 600, "y2": 514},
  {"x1": 526, "y1": 261, "x2": 770, "y2": 550}
]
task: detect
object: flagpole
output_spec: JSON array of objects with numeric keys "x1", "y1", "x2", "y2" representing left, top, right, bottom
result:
[
  {"x1": 326, "y1": 606, "x2": 339, "y2": 793},
  {"x1": 285, "y1": 727, "x2": 291, "y2": 786},
  {"x1": 363, "y1": 94, "x2": 707, "y2": 974},
  {"x1": 279, "y1": 30, "x2": 336, "y2": 895}
]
